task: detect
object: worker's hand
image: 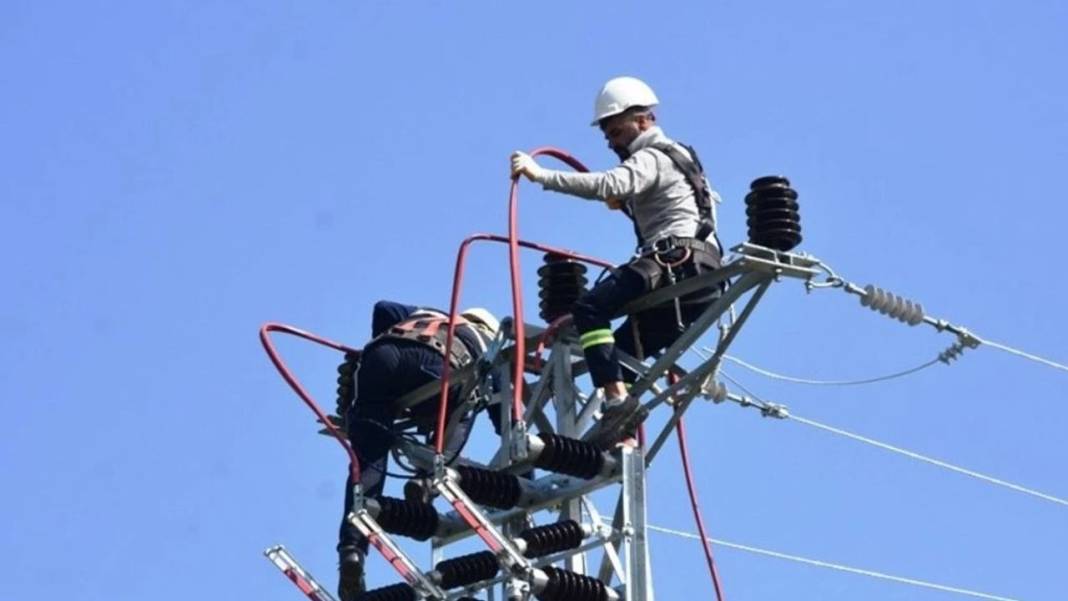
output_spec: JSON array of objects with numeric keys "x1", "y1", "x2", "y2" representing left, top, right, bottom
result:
[
  {"x1": 605, "y1": 197, "x2": 624, "y2": 211},
  {"x1": 510, "y1": 151, "x2": 546, "y2": 183}
]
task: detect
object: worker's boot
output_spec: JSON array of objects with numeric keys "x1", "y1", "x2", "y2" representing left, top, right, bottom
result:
[
  {"x1": 584, "y1": 395, "x2": 648, "y2": 450},
  {"x1": 337, "y1": 549, "x2": 366, "y2": 601}
]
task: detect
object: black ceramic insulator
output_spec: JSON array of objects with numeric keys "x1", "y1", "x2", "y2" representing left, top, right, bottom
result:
[
  {"x1": 519, "y1": 520, "x2": 585, "y2": 558},
  {"x1": 536, "y1": 567, "x2": 610, "y2": 601},
  {"x1": 534, "y1": 433, "x2": 604, "y2": 479},
  {"x1": 435, "y1": 550, "x2": 500, "y2": 589},
  {"x1": 537, "y1": 253, "x2": 589, "y2": 323},
  {"x1": 745, "y1": 175, "x2": 803, "y2": 251},
  {"x1": 455, "y1": 465, "x2": 522, "y2": 510},
  {"x1": 336, "y1": 351, "x2": 360, "y2": 415},
  {"x1": 357, "y1": 582, "x2": 415, "y2": 601},
  {"x1": 374, "y1": 496, "x2": 440, "y2": 541}
]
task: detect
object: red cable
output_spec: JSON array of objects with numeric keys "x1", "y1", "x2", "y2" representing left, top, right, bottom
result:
[
  {"x1": 677, "y1": 417, "x2": 727, "y2": 600},
  {"x1": 508, "y1": 148, "x2": 590, "y2": 423},
  {"x1": 432, "y1": 233, "x2": 612, "y2": 454},
  {"x1": 533, "y1": 314, "x2": 574, "y2": 372},
  {"x1": 259, "y1": 322, "x2": 362, "y2": 484}
]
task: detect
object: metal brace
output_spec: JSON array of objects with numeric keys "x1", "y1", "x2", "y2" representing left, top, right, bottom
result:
[
  {"x1": 348, "y1": 508, "x2": 448, "y2": 600},
  {"x1": 432, "y1": 465, "x2": 533, "y2": 579}
]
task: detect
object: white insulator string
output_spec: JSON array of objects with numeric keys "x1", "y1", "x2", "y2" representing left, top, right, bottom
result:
[
  {"x1": 647, "y1": 525, "x2": 1022, "y2": 601},
  {"x1": 714, "y1": 369, "x2": 1068, "y2": 508},
  {"x1": 977, "y1": 337, "x2": 1068, "y2": 374},
  {"x1": 807, "y1": 261, "x2": 1068, "y2": 377},
  {"x1": 721, "y1": 353, "x2": 941, "y2": 386}
]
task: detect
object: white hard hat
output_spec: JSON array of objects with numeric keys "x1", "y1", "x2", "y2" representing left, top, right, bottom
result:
[
  {"x1": 461, "y1": 307, "x2": 500, "y2": 336},
  {"x1": 591, "y1": 76, "x2": 660, "y2": 126}
]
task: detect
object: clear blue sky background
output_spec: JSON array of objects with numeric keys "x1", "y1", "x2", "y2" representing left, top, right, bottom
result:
[{"x1": 2, "y1": 2, "x2": 1066, "y2": 600}]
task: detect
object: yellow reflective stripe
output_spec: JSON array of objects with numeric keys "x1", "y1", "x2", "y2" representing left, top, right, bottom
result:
[
  {"x1": 580, "y1": 329, "x2": 615, "y2": 349},
  {"x1": 580, "y1": 329, "x2": 613, "y2": 344}
]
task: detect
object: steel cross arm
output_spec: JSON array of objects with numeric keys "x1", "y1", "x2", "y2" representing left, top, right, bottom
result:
[
  {"x1": 644, "y1": 276, "x2": 773, "y2": 466},
  {"x1": 615, "y1": 261, "x2": 748, "y2": 317},
  {"x1": 628, "y1": 271, "x2": 772, "y2": 400}
]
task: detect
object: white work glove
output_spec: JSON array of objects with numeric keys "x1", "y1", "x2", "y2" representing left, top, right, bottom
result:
[{"x1": 510, "y1": 151, "x2": 547, "y2": 183}]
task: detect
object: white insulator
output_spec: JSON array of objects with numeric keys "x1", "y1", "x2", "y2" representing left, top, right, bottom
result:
[
  {"x1": 701, "y1": 378, "x2": 728, "y2": 403},
  {"x1": 860, "y1": 284, "x2": 925, "y2": 325}
]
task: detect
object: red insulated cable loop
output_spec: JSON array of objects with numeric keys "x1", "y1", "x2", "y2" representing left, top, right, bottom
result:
[
  {"x1": 533, "y1": 314, "x2": 574, "y2": 372},
  {"x1": 433, "y1": 233, "x2": 612, "y2": 454},
  {"x1": 676, "y1": 413, "x2": 727, "y2": 600},
  {"x1": 259, "y1": 322, "x2": 362, "y2": 484},
  {"x1": 508, "y1": 147, "x2": 590, "y2": 423}
]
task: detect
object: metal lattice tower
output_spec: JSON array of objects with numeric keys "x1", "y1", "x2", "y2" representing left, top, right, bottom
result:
[{"x1": 265, "y1": 243, "x2": 822, "y2": 601}]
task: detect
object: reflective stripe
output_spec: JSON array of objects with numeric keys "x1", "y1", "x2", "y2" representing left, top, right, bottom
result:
[{"x1": 580, "y1": 328, "x2": 615, "y2": 349}]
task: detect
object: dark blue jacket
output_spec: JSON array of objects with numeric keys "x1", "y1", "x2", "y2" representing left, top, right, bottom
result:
[{"x1": 366, "y1": 300, "x2": 503, "y2": 433}]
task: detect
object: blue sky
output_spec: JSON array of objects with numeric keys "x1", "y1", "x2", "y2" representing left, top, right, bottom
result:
[{"x1": 2, "y1": 1, "x2": 1066, "y2": 600}]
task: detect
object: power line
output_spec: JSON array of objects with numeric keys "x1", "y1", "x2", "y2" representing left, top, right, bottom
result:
[
  {"x1": 715, "y1": 369, "x2": 1068, "y2": 507},
  {"x1": 978, "y1": 337, "x2": 1068, "y2": 374},
  {"x1": 786, "y1": 413, "x2": 1068, "y2": 507},
  {"x1": 648, "y1": 525, "x2": 1021, "y2": 601},
  {"x1": 722, "y1": 354, "x2": 941, "y2": 386}
]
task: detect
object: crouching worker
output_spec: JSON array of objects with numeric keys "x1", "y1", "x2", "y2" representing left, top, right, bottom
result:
[
  {"x1": 511, "y1": 76, "x2": 724, "y2": 449},
  {"x1": 335, "y1": 300, "x2": 501, "y2": 600}
]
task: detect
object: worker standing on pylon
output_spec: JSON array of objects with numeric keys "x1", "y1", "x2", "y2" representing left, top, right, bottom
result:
[
  {"x1": 335, "y1": 301, "x2": 501, "y2": 600},
  {"x1": 511, "y1": 76, "x2": 724, "y2": 448}
]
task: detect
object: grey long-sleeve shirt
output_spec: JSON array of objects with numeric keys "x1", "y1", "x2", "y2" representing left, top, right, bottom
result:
[{"x1": 537, "y1": 126, "x2": 720, "y2": 249}]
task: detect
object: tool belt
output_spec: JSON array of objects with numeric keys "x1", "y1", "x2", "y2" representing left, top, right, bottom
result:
[{"x1": 624, "y1": 236, "x2": 723, "y2": 305}]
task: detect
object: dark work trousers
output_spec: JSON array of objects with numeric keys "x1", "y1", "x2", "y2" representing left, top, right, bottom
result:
[
  {"x1": 337, "y1": 341, "x2": 474, "y2": 555},
  {"x1": 573, "y1": 250, "x2": 720, "y2": 387}
]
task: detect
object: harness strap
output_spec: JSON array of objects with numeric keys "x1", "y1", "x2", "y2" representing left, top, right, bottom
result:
[
  {"x1": 650, "y1": 141, "x2": 718, "y2": 242},
  {"x1": 373, "y1": 314, "x2": 476, "y2": 370},
  {"x1": 640, "y1": 235, "x2": 721, "y2": 260}
]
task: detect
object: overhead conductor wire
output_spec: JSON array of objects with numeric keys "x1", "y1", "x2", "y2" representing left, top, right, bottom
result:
[
  {"x1": 723, "y1": 354, "x2": 941, "y2": 386},
  {"x1": 647, "y1": 525, "x2": 1021, "y2": 601},
  {"x1": 711, "y1": 364, "x2": 1068, "y2": 507},
  {"x1": 977, "y1": 337, "x2": 1068, "y2": 374}
]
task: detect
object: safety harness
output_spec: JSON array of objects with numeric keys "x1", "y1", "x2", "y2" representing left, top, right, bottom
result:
[
  {"x1": 374, "y1": 313, "x2": 478, "y2": 370},
  {"x1": 336, "y1": 312, "x2": 494, "y2": 439},
  {"x1": 619, "y1": 141, "x2": 720, "y2": 251}
]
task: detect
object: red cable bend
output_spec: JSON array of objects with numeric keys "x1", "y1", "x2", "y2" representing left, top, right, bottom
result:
[
  {"x1": 432, "y1": 233, "x2": 612, "y2": 454},
  {"x1": 507, "y1": 148, "x2": 590, "y2": 424},
  {"x1": 259, "y1": 322, "x2": 362, "y2": 484}
]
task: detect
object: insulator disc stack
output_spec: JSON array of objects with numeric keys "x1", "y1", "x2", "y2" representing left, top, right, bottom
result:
[
  {"x1": 536, "y1": 567, "x2": 610, "y2": 601},
  {"x1": 745, "y1": 175, "x2": 802, "y2": 251},
  {"x1": 434, "y1": 551, "x2": 500, "y2": 589},
  {"x1": 336, "y1": 352, "x2": 359, "y2": 415},
  {"x1": 455, "y1": 465, "x2": 522, "y2": 510},
  {"x1": 374, "y1": 496, "x2": 440, "y2": 541},
  {"x1": 519, "y1": 520, "x2": 585, "y2": 557},
  {"x1": 537, "y1": 253, "x2": 588, "y2": 322},
  {"x1": 357, "y1": 582, "x2": 415, "y2": 601},
  {"x1": 859, "y1": 284, "x2": 925, "y2": 325},
  {"x1": 534, "y1": 433, "x2": 604, "y2": 479}
]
